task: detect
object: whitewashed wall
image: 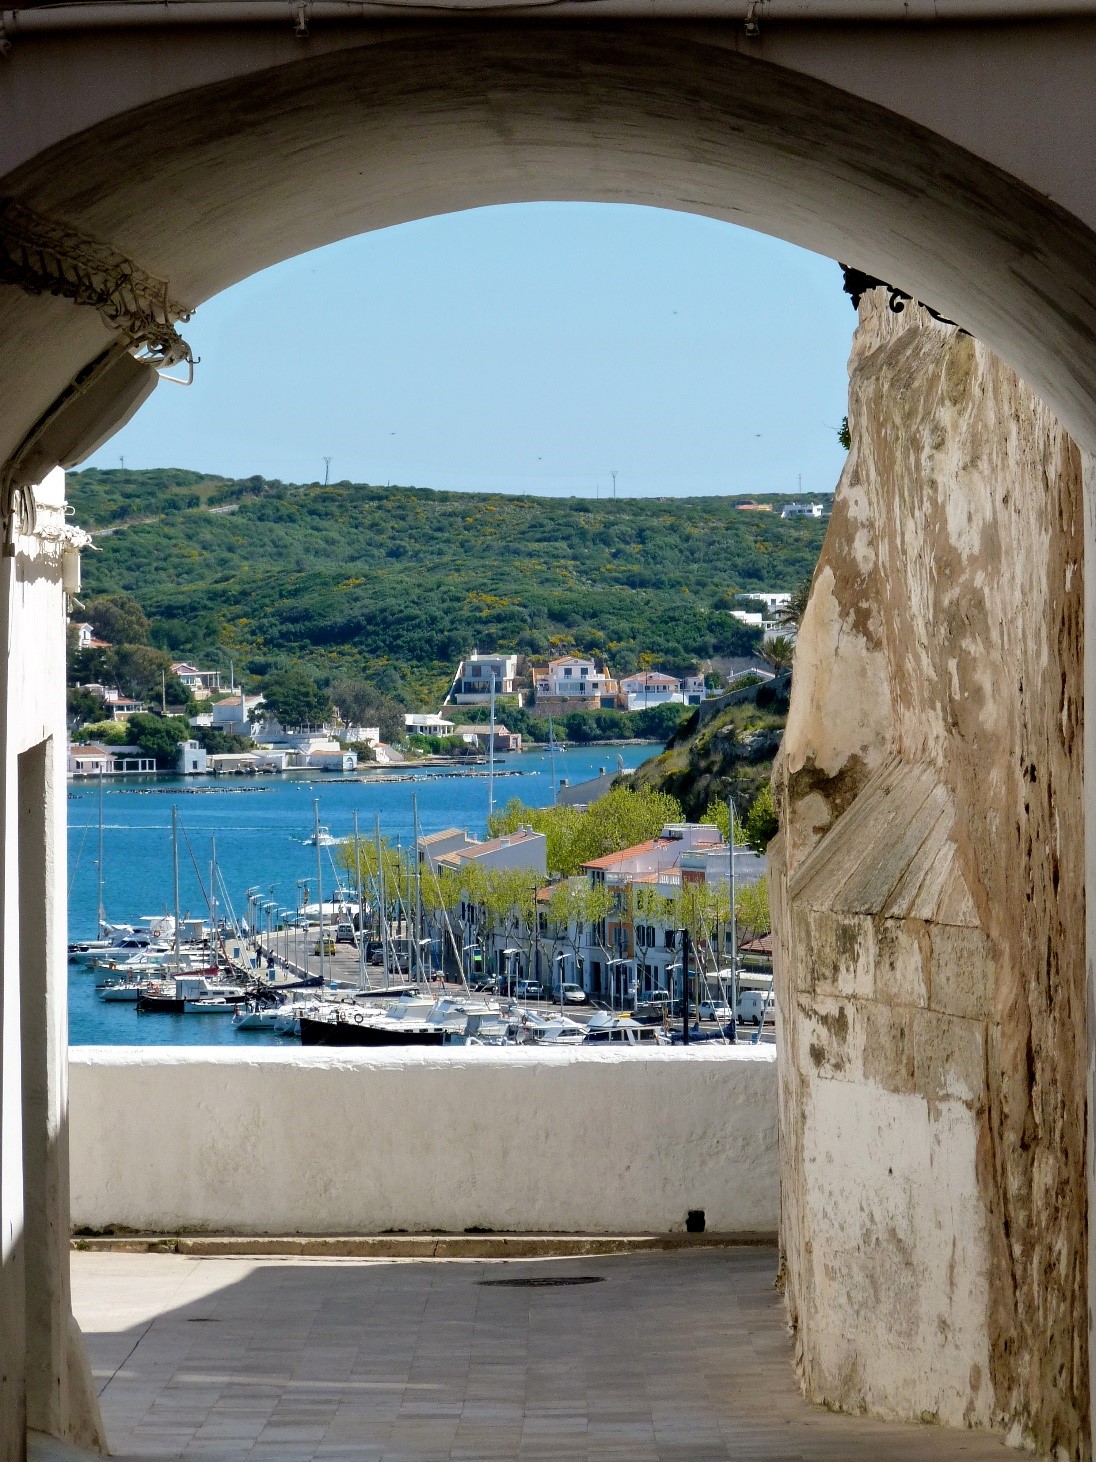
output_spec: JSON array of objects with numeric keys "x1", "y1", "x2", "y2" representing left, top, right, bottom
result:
[{"x1": 69, "y1": 1046, "x2": 777, "y2": 1235}]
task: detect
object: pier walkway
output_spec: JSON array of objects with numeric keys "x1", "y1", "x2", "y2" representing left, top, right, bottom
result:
[{"x1": 72, "y1": 1246, "x2": 1007, "y2": 1460}]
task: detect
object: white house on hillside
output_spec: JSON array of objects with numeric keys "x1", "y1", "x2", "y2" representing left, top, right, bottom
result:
[
  {"x1": 449, "y1": 652, "x2": 519, "y2": 704},
  {"x1": 533, "y1": 657, "x2": 617, "y2": 702},
  {"x1": 171, "y1": 661, "x2": 222, "y2": 698}
]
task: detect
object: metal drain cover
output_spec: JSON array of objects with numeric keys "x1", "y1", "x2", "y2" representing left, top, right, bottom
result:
[{"x1": 478, "y1": 1275, "x2": 605, "y2": 1288}]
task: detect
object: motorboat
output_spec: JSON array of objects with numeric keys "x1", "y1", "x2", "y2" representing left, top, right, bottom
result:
[
  {"x1": 302, "y1": 826, "x2": 338, "y2": 847},
  {"x1": 136, "y1": 974, "x2": 249, "y2": 1015},
  {"x1": 583, "y1": 1012, "x2": 670, "y2": 1046},
  {"x1": 516, "y1": 1010, "x2": 587, "y2": 1045},
  {"x1": 96, "y1": 979, "x2": 146, "y2": 1003},
  {"x1": 298, "y1": 992, "x2": 501, "y2": 1047}
]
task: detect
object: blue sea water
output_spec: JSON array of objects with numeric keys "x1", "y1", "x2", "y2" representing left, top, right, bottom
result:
[{"x1": 67, "y1": 744, "x2": 652, "y2": 1046}]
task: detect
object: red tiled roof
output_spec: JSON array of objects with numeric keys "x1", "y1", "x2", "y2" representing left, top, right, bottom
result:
[{"x1": 582, "y1": 839, "x2": 662, "y2": 870}]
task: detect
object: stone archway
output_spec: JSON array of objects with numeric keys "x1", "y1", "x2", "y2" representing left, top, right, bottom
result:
[{"x1": 2, "y1": 19, "x2": 1096, "y2": 1460}]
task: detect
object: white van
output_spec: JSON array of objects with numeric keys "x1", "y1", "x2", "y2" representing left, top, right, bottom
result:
[{"x1": 737, "y1": 989, "x2": 772, "y2": 1026}]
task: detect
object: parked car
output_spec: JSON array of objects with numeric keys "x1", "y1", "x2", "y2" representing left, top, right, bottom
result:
[
  {"x1": 697, "y1": 999, "x2": 734, "y2": 1022},
  {"x1": 560, "y1": 983, "x2": 587, "y2": 1004},
  {"x1": 515, "y1": 980, "x2": 543, "y2": 1001},
  {"x1": 737, "y1": 989, "x2": 772, "y2": 1026}
]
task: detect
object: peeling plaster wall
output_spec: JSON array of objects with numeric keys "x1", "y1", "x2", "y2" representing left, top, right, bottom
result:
[{"x1": 772, "y1": 297, "x2": 1087, "y2": 1455}]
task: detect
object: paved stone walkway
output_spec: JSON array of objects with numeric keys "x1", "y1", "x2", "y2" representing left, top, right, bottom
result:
[{"x1": 73, "y1": 1248, "x2": 1007, "y2": 1460}]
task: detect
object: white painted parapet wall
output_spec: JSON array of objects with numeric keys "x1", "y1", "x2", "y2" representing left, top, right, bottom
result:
[{"x1": 69, "y1": 1046, "x2": 777, "y2": 1236}]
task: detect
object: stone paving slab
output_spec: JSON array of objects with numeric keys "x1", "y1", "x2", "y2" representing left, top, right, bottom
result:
[{"x1": 72, "y1": 1248, "x2": 1008, "y2": 1461}]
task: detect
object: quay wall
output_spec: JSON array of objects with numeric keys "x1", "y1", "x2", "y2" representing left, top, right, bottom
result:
[{"x1": 68, "y1": 1045, "x2": 777, "y2": 1236}]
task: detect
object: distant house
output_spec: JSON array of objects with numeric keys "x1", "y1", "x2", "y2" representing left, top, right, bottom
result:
[
  {"x1": 618, "y1": 669, "x2": 698, "y2": 712},
  {"x1": 453, "y1": 724, "x2": 522, "y2": 753},
  {"x1": 67, "y1": 743, "x2": 157, "y2": 777},
  {"x1": 171, "y1": 662, "x2": 222, "y2": 699},
  {"x1": 419, "y1": 826, "x2": 547, "y2": 878},
  {"x1": 741, "y1": 591, "x2": 792, "y2": 614},
  {"x1": 405, "y1": 712, "x2": 456, "y2": 737},
  {"x1": 734, "y1": 501, "x2": 773, "y2": 512},
  {"x1": 210, "y1": 691, "x2": 264, "y2": 737},
  {"x1": 780, "y1": 502, "x2": 824, "y2": 519},
  {"x1": 72, "y1": 621, "x2": 111, "y2": 651},
  {"x1": 449, "y1": 652, "x2": 520, "y2": 705},
  {"x1": 177, "y1": 739, "x2": 208, "y2": 775},
  {"x1": 105, "y1": 695, "x2": 145, "y2": 721},
  {"x1": 532, "y1": 657, "x2": 618, "y2": 710}
]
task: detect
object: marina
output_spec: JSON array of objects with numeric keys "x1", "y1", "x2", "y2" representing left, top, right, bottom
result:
[{"x1": 67, "y1": 745, "x2": 655, "y2": 1047}]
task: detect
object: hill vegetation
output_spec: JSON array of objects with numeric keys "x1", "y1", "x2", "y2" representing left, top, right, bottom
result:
[{"x1": 68, "y1": 469, "x2": 829, "y2": 705}]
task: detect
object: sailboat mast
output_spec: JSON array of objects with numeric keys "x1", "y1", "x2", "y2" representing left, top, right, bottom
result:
[
  {"x1": 412, "y1": 791, "x2": 423, "y2": 981},
  {"x1": 548, "y1": 715, "x2": 557, "y2": 806},
  {"x1": 375, "y1": 813, "x2": 390, "y2": 984},
  {"x1": 313, "y1": 798, "x2": 325, "y2": 984},
  {"x1": 97, "y1": 768, "x2": 105, "y2": 935},
  {"x1": 353, "y1": 810, "x2": 367, "y2": 991},
  {"x1": 171, "y1": 804, "x2": 181, "y2": 973},
  {"x1": 210, "y1": 835, "x2": 218, "y2": 960}
]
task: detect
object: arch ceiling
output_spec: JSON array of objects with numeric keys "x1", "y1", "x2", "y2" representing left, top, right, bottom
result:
[{"x1": 3, "y1": 24, "x2": 1096, "y2": 475}]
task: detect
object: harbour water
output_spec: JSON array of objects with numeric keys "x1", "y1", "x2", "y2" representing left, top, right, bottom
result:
[{"x1": 68, "y1": 744, "x2": 653, "y2": 1046}]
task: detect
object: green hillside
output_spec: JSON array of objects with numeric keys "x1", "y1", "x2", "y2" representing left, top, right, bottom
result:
[{"x1": 68, "y1": 469, "x2": 829, "y2": 704}]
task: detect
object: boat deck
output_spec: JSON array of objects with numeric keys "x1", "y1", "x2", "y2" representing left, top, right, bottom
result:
[{"x1": 73, "y1": 1246, "x2": 1008, "y2": 1460}]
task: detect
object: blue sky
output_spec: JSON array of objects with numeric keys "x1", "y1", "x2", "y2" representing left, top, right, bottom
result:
[{"x1": 88, "y1": 203, "x2": 855, "y2": 498}]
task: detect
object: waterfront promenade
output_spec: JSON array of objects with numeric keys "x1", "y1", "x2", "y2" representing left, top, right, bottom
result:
[{"x1": 72, "y1": 1247, "x2": 1006, "y2": 1460}]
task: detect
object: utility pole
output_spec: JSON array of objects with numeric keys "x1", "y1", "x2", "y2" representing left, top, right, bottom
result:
[
  {"x1": 161, "y1": 669, "x2": 167, "y2": 714},
  {"x1": 323, "y1": 456, "x2": 332, "y2": 486},
  {"x1": 728, "y1": 795, "x2": 738, "y2": 1038}
]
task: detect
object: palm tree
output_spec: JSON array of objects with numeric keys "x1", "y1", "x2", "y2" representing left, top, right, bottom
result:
[
  {"x1": 763, "y1": 635, "x2": 795, "y2": 671},
  {"x1": 776, "y1": 576, "x2": 812, "y2": 629}
]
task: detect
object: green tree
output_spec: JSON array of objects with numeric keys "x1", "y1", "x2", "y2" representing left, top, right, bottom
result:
[
  {"x1": 83, "y1": 592, "x2": 151, "y2": 646},
  {"x1": 743, "y1": 783, "x2": 778, "y2": 852},
  {"x1": 109, "y1": 644, "x2": 176, "y2": 701},
  {"x1": 735, "y1": 876, "x2": 770, "y2": 944},
  {"x1": 260, "y1": 667, "x2": 332, "y2": 727},
  {"x1": 67, "y1": 686, "x2": 107, "y2": 727},
  {"x1": 126, "y1": 712, "x2": 192, "y2": 767},
  {"x1": 699, "y1": 800, "x2": 747, "y2": 846},
  {"x1": 72, "y1": 718, "x2": 129, "y2": 746},
  {"x1": 762, "y1": 635, "x2": 795, "y2": 672},
  {"x1": 331, "y1": 678, "x2": 406, "y2": 743},
  {"x1": 489, "y1": 785, "x2": 683, "y2": 877},
  {"x1": 776, "y1": 578, "x2": 812, "y2": 629}
]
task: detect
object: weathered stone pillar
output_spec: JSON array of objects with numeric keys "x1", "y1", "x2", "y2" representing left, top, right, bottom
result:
[
  {"x1": 774, "y1": 296, "x2": 1089, "y2": 1457},
  {"x1": 1085, "y1": 448, "x2": 1096, "y2": 1462}
]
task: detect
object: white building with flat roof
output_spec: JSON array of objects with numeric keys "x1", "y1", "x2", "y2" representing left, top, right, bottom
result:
[{"x1": 449, "y1": 652, "x2": 519, "y2": 704}]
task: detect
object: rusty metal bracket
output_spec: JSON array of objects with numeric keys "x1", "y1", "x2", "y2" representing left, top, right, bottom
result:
[{"x1": 0, "y1": 198, "x2": 194, "y2": 367}]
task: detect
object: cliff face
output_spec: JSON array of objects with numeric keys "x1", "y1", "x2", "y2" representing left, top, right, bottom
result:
[{"x1": 772, "y1": 296, "x2": 1087, "y2": 1454}]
